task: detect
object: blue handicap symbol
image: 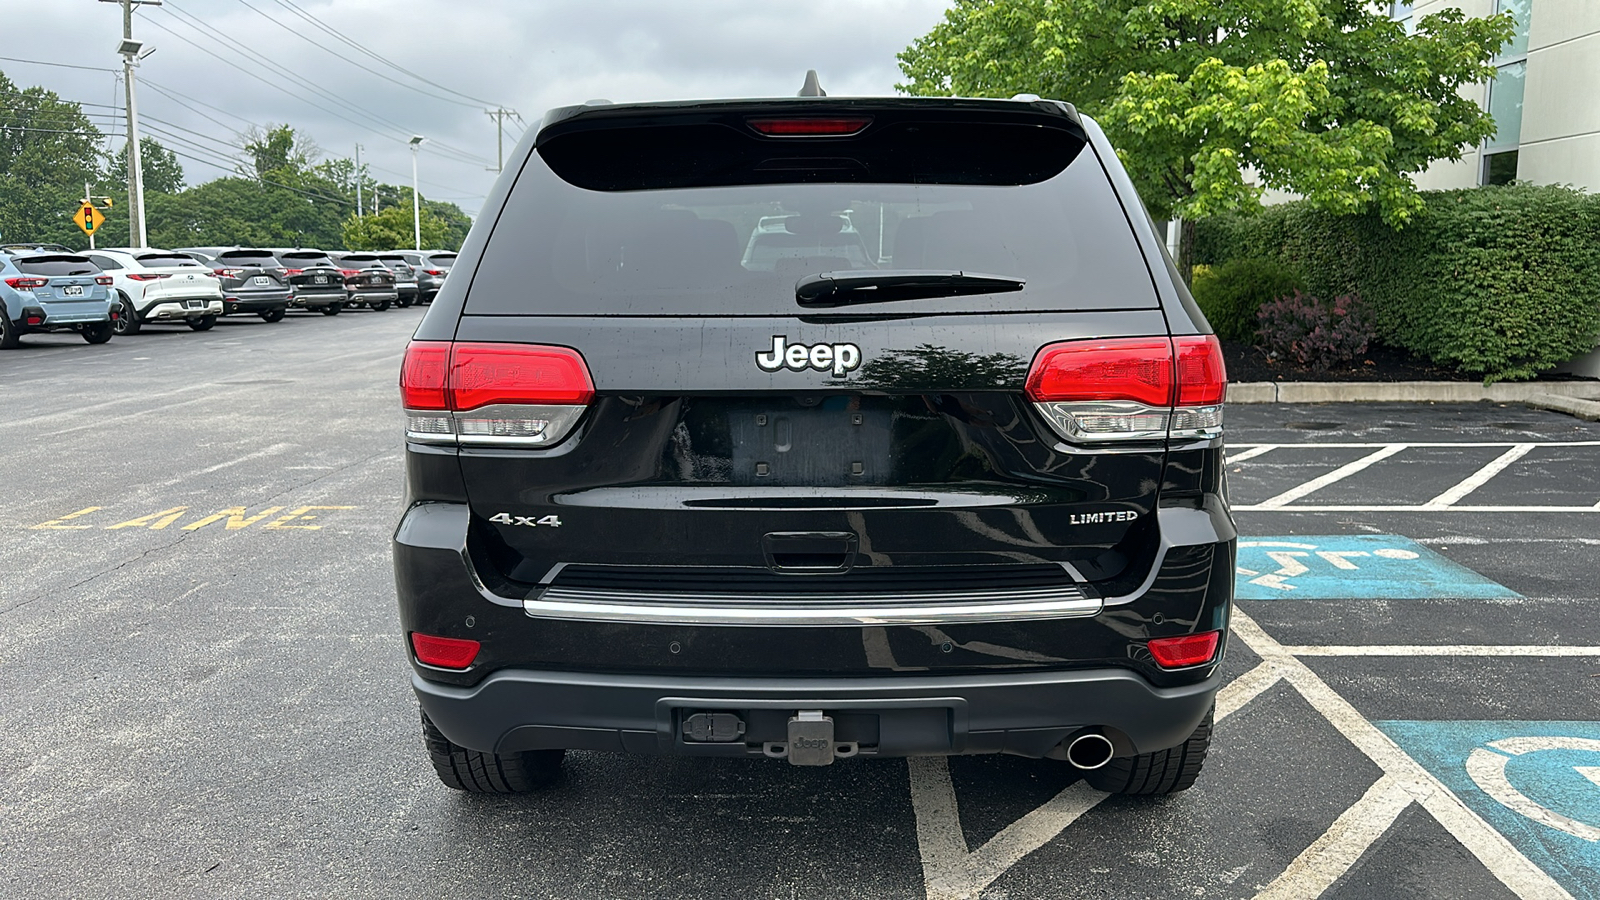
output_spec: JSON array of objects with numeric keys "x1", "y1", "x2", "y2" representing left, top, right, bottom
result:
[
  {"x1": 1235, "y1": 534, "x2": 1519, "y2": 600},
  {"x1": 1379, "y1": 720, "x2": 1600, "y2": 899}
]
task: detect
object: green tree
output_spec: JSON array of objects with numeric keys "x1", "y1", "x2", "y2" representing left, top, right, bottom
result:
[
  {"x1": 0, "y1": 68, "x2": 105, "y2": 248},
  {"x1": 103, "y1": 136, "x2": 186, "y2": 196},
  {"x1": 240, "y1": 124, "x2": 318, "y2": 179},
  {"x1": 342, "y1": 202, "x2": 454, "y2": 251},
  {"x1": 899, "y1": 0, "x2": 1514, "y2": 271}
]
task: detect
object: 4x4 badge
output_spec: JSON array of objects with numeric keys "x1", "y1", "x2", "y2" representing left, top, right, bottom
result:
[{"x1": 755, "y1": 336, "x2": 862, "y2": 378}]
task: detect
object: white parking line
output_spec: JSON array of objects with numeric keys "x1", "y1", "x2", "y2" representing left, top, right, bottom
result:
[
  {"x1": 910, "y1": 653, "x2": 1275, "y2": 900},
  {"x1": 1424, "y1": 444, "x2": 1537, "y2": 508},
  {"x1": 1255, "y1": 445, "x2": 1407, "y2": 509},
  {"x1": 1252, "y1": 775, "x2": 1414, "y2": 900},
  {"x1": 1231, "y1": 441, "x2": 1600, "y2": 449},
  {"x1": 1236, "y1": 505, "x2": 1600, "y2": 513},
  {"x1": 1231, "y1": 612, "x2": 1573, "y2": 899},
  {"x1": 1284, "y1": 645, "x2": 1600, "y2": 657},
  {"x1": 1227, "y1": 445, "x2": 1279, "y2": 464}
]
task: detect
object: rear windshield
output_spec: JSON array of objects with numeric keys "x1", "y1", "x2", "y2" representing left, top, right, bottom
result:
[
  {"x1": 278, "y1": 252, "x2": 333, "y2": 266},
  {"x1": 467, "y1": 145, "x2": 1155, "y2": 316},
  {"x1": 427, "y1": 254, "x2": 456, "y2": 267},
  {"x1": 136, "y1": 253, "x2": 201, "y2": 267},
  {"x1": 15, "y1": 255, "x2": 98, "y2": 276},
  {"x1": 219, "y1": 250, "x2": 280, "y2": 265}
]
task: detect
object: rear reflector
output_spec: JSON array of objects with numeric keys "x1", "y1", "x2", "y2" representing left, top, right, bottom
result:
[
  {"x1": 401, "y1": 341, "x2": 594, "y2": 448},
  {"x1": 748, "y1": 116, "x2": 872, "y2": 136},
  {"x1": 1148, "y1": 631, "x2": 1221, "y2": 669},
  {"x1": 410, "y1": 633, "x2": 480, "y2": 669},
  {"x1": 1025, "y1": 336, "x2": 1226, "y2": 443}
]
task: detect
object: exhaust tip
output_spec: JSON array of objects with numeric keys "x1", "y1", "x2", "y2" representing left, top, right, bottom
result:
[{"x1": 1065, "y1": 732, "x2": 1115, "y2": 770}]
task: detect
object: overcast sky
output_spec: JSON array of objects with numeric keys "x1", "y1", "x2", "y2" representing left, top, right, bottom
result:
[{"x1": 5, "y1": 0, "x2": 951, "y2": 216}]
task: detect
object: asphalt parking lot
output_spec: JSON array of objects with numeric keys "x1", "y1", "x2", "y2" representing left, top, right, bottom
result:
[{"x1": 3, "y1": 312, "x2": 1599, "y2": 900}]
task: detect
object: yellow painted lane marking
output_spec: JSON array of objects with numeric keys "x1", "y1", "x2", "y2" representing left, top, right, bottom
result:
[
  {"x1": 106, "y1": 507, "x2": 189, "y2": 530},
  {"x1": 30, "y1": 507, "x2": 104, "y2": 530},
  {"x1": 28, "y1": 505, "x2": 359, "y2": 532}
]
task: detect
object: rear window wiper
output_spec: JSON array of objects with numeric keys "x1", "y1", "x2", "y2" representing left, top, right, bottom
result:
[{"x1": 795, "y1": 270, "x2": 1025, "y2": 308}]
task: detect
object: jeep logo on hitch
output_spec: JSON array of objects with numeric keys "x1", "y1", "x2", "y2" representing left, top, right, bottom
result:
[{"x1": 755, "y1": 336, "x2": 862, "y2": 378}]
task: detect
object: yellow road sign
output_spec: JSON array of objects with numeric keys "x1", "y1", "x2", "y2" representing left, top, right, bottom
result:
[{"x1": 76, "y1": 203, "x2": 105, "y2": 236}]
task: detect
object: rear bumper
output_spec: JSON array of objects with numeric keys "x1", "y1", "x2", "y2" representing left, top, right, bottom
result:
[
  {"x1": 414, "y1": 665, "x2": 1221, "y2": 758},
  {"x1": 222, "y1": 293, "x2": 290, "y2": 314},
  {"x1": 144, "y1": 299, "x2": 223, "y2": 320},
  {"x1": 290, "y1": 292, "x2": 343, "y2": 308}
]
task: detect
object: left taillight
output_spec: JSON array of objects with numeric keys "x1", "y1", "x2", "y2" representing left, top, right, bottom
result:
[
  {"x1": 1024, "y1": 335, "x2": 1226, "y2": 443},
  {"x1": 4, "y1": 276, "x2": 47, "y2": 290},
  {"x1": 400, "y1": 340, "x2": 594, "y2": 448}
]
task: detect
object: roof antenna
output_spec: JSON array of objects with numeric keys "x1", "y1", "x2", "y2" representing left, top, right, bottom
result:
[{"x1": 798, "y1": 70, "x2": 826, "y2": 97}]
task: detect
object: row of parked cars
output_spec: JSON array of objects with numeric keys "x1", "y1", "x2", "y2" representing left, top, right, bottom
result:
[{"x1": 0, "y1": 242, "x2": 457, "y2": 348}]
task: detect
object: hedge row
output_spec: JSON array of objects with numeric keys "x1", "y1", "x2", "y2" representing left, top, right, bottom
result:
[{"x1": 1192, "y1": 185, "x2": 1600, "y2": 382}]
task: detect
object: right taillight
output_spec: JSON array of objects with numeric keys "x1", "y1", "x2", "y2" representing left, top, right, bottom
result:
[
  {"x1": 400, "y1": 341, "x2": 594, "y2": 448},
  {"x1": 1025, "y1": 335, "x2": 1225, "y2": 443}
]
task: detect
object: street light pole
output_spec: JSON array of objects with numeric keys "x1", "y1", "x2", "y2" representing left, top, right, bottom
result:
[
  {"x1": 104, "y1": 0, "x2": 160, "y2": 248},
  {"x1": 409, "y1": 135, "x2": 425, "y2": 251},
  {"x1": 354, "y1": 143, "x2": 363, "y2": 219}
]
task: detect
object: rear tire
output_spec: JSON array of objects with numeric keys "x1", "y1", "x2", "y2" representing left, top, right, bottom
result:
[
  {"x1": 421, "y1": 710, "x2": 564, "y2": 793},
  {"x1": 187, "y1": 315, "x2": 217, "y2": 332},
  {"x1": 1083, "y1": 708, "x2": 1212, "y2": 795},
  {"x1": 81, "y1": 321, "x2": 113, "y2": 344},
  {"x1": 370, "y1": 299, "x2": 391, "y2": 312},
  {"x1": 396, "y1": 295, "x2": 413, "y2": 308},
  {"x1": 0, "y1": 312, "x2": 19, "y2": 349},
  {"x1": 114, "y1": 292, "x2": 142, "y2": 335},
  {"x1": 321, "y1": 303, "x2": 342, "y2": 316},
  {"x1": 260, "y1": 307, "x2": 286, "y2": 323}
]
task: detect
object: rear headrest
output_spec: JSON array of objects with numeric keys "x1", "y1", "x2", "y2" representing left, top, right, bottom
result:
[
  {"x1": 893, "y1": 211, "x2": 1017, "y2": 274},
  {"x1": 620, "y1": 210, "x2": 740, "y2": 283}
]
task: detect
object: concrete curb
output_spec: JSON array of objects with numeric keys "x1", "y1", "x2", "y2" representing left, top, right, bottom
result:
[
  {"x1": 1228, "y1": 381, "x2": 1600, "y2": 404},
  {"x1": 1525, "y1": 393, "x2": 1600, "y2": 422}
]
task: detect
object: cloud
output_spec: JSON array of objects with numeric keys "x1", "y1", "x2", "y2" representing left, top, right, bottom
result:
[{"x1": 3, "y1": 0, "x2": 949, "y2": 213}]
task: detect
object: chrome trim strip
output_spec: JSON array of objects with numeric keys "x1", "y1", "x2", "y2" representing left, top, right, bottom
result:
[{"x1": 524, "y1": 585, "x2": 1102, "y2": 626}]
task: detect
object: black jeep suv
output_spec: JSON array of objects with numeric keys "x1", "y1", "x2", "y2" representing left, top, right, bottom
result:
[{"x1": 394, "y1": 90, "x2": 1234, "y2": 795}]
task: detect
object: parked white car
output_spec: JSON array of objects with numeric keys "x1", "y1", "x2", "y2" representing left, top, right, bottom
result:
[{"x1": 85, "y1": 248, "x2": 225, "y2": 334}]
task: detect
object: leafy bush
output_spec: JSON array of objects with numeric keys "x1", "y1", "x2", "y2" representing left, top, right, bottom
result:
[
  {"x1": 1193, "y1": 185, "x2": 1600, "y2": 382},
  {"x1": 1257, "y1": 291, "x2": 1375, "y2": 370},
  {"x1": 1190, "y1": 258, "x2": 1305, "y2": 343}
]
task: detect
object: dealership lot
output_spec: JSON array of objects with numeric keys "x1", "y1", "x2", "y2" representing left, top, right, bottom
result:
[{"x1": 2, "y1": 319, "x2": 1598, "y2": 899}]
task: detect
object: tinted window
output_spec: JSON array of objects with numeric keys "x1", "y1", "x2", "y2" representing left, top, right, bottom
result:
[
  {"x1": 278, "y1": 252, "x2": 334, "y2": 266},
  {"x1": 427, "y1": 254, "x2": 456, "y2": 267},
  {"x1": 467, "y1": 148, "x2": 1155, "y2": 316},
  {"x1": 87, "y1": 255, "x2": 123, "y2": 271},
  {"x1": 219, "y1": 251, "x2": 281, "y2": 265},
  {"x1": 136, "y1": 253, "x2": 201, "y2": 267},
  {"x1": 15, "y1": 255, "x2": 98, "y2": 276}
]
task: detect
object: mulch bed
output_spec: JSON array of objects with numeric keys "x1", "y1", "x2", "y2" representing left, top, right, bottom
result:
[{"x1": 1220, "y1": 339, "x2": 1476, "y2": 383}]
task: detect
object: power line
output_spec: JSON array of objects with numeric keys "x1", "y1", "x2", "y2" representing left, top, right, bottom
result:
[
  {"x1": 231, "y1": 0, "x2": 486, "y2": 111},
  {"x1": 141, "y1": 78, "x2": 259, "y2": 129},
  {"x1": 270, "y1": 0, "x2": 505, "y2": 108},
  {"x1": 155, "y1": 2, "x2": 495, "y2": 167},
  {"x1": 0, "y1": 55, "x2": 118, "y2": 73}
]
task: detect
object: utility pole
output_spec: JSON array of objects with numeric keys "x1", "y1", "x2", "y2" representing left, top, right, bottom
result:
[
  {"x1": 409, "y1": 135, "x2": 425, "y2": 250},
  {"x1": 103, "y1": 0, "x2": 161, "y2": 248},
  {"x1": 354, "y1": 143, "x2": 363, "y2": 218},
  {"x1": 485, "y1": 108, "x2": 515, "y2": 173}
]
